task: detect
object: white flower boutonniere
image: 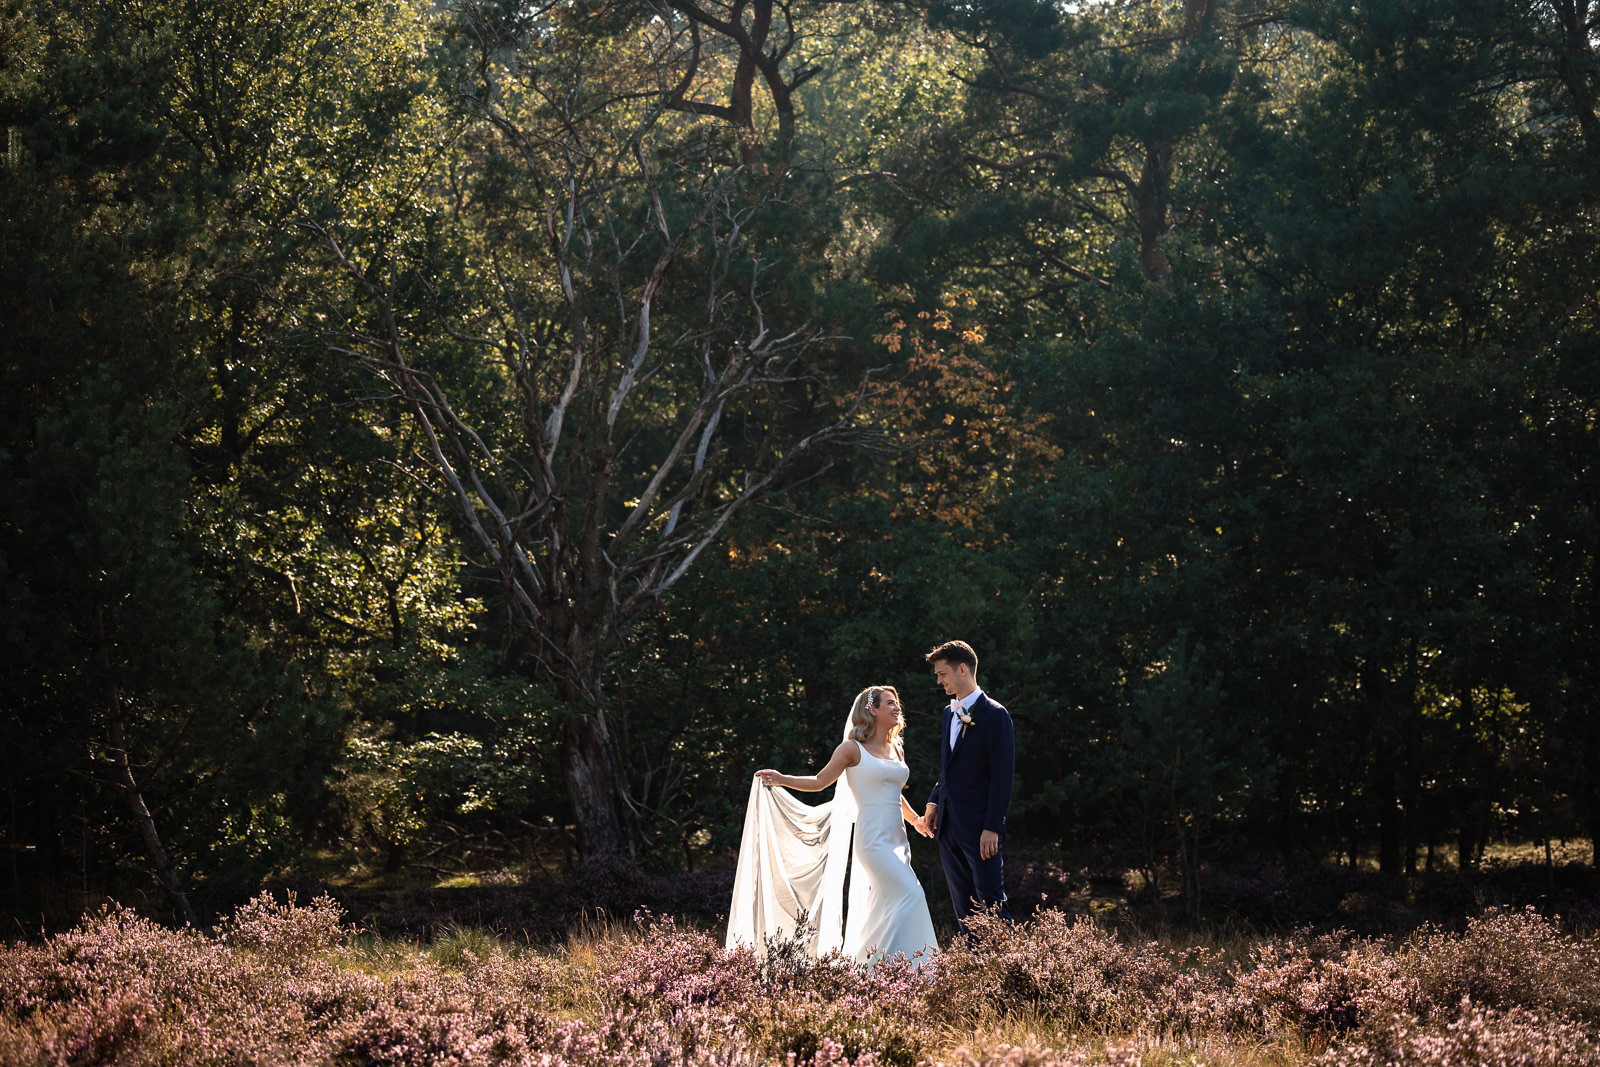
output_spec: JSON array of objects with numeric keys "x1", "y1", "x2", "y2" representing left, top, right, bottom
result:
[{"x1": 955, "y1": 705, "x2": 975, "y2": 728}]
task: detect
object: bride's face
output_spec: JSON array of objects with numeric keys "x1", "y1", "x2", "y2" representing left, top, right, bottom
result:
[{"x1": 872, "y1": 692, "x2": 903, "y2": 735}]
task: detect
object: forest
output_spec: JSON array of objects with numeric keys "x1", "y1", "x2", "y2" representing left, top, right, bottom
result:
[{"x1": 3, "y1": 0, "x2": 1599, "y2": 939}]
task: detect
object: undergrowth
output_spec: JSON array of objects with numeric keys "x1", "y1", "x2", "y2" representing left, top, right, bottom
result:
[{"x1": 2, "y1": 896, "x2": 1596, "y2": 1066}]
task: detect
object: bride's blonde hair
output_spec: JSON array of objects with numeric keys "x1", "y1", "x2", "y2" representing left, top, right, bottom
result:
[{"x1": 845, "y1": 685, "x2": 903, "y2": 747}]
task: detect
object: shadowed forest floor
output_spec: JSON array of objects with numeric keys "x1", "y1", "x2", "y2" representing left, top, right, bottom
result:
[{"x1": 254, "y1": 842, "x2": 1598, "y2": 949}]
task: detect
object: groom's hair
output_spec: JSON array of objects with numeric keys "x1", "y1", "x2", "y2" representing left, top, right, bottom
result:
[{"x1": 925, "y1": 640, "x2": 978, "y2": 675}]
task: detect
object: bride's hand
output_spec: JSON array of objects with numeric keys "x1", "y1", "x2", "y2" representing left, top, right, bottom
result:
[
  {"x1": 755, "y1": 769, "x2": 781, "y2": 788},
  {"x1": 910, "y1": 814, "x2": 933, "y2": 838}
]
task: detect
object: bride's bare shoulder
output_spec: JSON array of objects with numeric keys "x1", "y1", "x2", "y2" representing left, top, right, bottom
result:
[{"x1": 832, "y1": 739, "x2": 862, "y2": 766}]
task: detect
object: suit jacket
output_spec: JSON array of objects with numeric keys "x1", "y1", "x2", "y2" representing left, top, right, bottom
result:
[{"x1": 926, "y1": 692, "x2": 1015, "y2": 843}]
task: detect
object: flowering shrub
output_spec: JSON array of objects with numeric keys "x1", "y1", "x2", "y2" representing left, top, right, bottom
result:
[
  {"x1": 590, "y1": 912, "x2": 928, "y2": 1067},
  {"x1": 927, "y1": 907, "x2": 1218, "y2": 1033},
  {"x1": 759, "y1": 993, "x2": 922, "y2": 1067},
  {"x1": 1225, "y1": 930, "x2": 1418, "y2": 1035},
  {"x1": 2, "y1": 897, "x2": 1598, "y2": 1066},
  {"x1": 218, "y1": 891, "x2": 348, "y2": 957},
  {"x1": 0, "y1": 904, "x2": 323, "y2": 1064},
  {"x1": 597, "y1": 912, "x2": 761, "y2": 1015},
  {"x1": 1403, "y1": 907, "x2": 1600, "y2": 1024},
  {"x1": 1317, "y1": 1000, "x2": 1600, "y2": 1066},
  {"x1": 0, "y1": 992, "x2": 157, "y2": 1067},
  {"x1": 936, "y1": 1038, "x2": 1158, "y2": 1067}
]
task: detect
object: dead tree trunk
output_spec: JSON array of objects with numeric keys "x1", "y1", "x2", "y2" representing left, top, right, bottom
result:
[
  {"x1": 307, "y1": 10, "x2": 871, "y2": 858},
  {"x1": 563, "y1": 715, "x2": 625, "y2": 857},
  {"x1": 97, "y1": 605, "x2": 197, "y2": 927}
]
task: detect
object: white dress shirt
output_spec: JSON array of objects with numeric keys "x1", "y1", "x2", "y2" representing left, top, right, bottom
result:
[{"x1": 948, "y1": 687, "x2": 984, "y2": 750}]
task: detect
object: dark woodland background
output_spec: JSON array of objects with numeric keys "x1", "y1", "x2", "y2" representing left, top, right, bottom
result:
[{"x1": 3, "y1": 0, "x2": 1599, "y2": 937}]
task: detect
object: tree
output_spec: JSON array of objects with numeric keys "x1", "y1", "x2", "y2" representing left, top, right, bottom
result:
[
  {"x1": 307, "y1": 5, "x2": 881, "y2": 855},
  {"x1": 858, "y1": 0, "x2": 1283, "y2": 344},
  {"x1": 0, "y1": 0, "x2": 476, "y2": 921},
  {"x1": 994, "y1": 0, "x2": 1600, "y2": 877},
  {"x1": 0, "y1": 0, "x2": 268, "y2": 924}
]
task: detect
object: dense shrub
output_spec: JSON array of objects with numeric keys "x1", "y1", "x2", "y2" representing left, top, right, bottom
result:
[
  {"x1": 1226, "y1": 930, "x2": 1418, "y2": 1035},
  {"x1": 927, "y1": 907, "x2": 1219, "y2": 1032},
  {"x1": 596, "y1": 913, "x2": 761, "y2": 1016},
  {"x1": 1319, "y1": 1001, "x2": 1600, "y2": 1066},
  {"x1": 0, "y1": 993, "x2": 157, "y2": 1067},
  {"x1": 1403, "y1": 907, "x2": 1600, "y2": 1025},
  {"x1": 935, "y1": 1040, "x2": 1100, "y2": 1067},
  {"x1": 219, "y1": 892, "x2": 348, "y2": 957},
  {"x1": 3, "y1": 897, "x2": 1599, "y2": 1066}
]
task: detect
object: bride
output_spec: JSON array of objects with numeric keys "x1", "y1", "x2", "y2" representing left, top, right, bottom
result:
[{"x1": 725, "y1": 685, "x2": 939, "y2": 967}]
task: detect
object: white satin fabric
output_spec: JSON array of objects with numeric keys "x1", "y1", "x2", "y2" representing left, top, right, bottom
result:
[{"x1": 726, "y1": 741, "x2": 938, "y2": 967}]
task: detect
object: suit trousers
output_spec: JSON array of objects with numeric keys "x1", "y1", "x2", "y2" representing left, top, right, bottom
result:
[{"x1": 938, "y1": 826, "x2": 1012, "y2": 933}]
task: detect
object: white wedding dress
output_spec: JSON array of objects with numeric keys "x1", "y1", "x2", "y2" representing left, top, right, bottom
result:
[{"x1": 726, "y1": 740, "x2": 938, "y2": 967}]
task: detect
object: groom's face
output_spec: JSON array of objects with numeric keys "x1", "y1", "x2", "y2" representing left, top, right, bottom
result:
[{"x1": 933, "y1": 660, "x2": 963, "y2": 696}]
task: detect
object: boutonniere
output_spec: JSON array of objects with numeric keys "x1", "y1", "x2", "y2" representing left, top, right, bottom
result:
[{"x1": 954, "y1": 704, "x2": 975, "y2": 728}]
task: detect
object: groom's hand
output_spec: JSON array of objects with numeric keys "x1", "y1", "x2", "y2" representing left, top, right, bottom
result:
[
  {"x1": 923, "y1": 803, "x2": 938, "y2": 833},
  {"x1": 979, "y1": 829, "x2": 999, "y2": 860}
]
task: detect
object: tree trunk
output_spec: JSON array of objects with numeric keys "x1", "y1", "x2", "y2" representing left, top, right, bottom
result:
[
  {"x1": 1133, "y1": 0, "x2": 1215, "y2": 281},
  {"x1": 562, "y1": 714, "x2": 626, "y2": 857},
  {"x1": 1363, "y1": 661, "x2": 1404, "y2": 876},
  {"x1": 1136, "y1": 143, "x2": 1173, "y2": 280},
  {"x1": 1170, "y1": 761, "x2": 1201, "y2": 922},
  {"x1": 108, "y1": 716, "x2": 198, "y2": 927},
  {"x1": 1553, "y1": 0, "x2": 1600, "y2": 148},
  {"x1": 1403, "y1": 732, "x2": 1419, "y2": 876},
  {"x1": 321, "y1": 8, "x2": 861, "y2": 866},
  {"x1": 97, "y1": 605, "x2": 197, "y2": 927},
  {"x1": 1178, "y1": 822, "x2": 1201, "y2": 923},
  {"x1": 1182, "y1": 0, "x2": 1216, "y2": 37},
  {"x1": 1376, "y1": 747, "x2": 1402, "y2": 876},
  {"x1": 1584, "y1": 701, "x2": 1600, "y2": 867}
]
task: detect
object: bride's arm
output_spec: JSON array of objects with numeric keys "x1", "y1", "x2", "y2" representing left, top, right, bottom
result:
[
  {"x1": 756, "y1": 741, "x2": 859, "y2": 792},
  {"x1": 901, "y1": 794, "x2": 933, "y2": 836}
]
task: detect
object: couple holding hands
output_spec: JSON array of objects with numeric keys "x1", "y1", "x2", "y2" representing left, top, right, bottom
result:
[{"x1": 726, "y1": 640, "x2": 1014, "y2": 966}]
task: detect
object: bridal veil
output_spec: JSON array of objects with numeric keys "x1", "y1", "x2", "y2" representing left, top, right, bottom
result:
[{"x1": 724, "y1": 724, "x2": 869, "y2": 957}]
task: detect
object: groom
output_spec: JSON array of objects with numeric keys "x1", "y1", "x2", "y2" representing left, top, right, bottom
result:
[{"x1": 923, "y1": 640, "x2": 1014, "y2": 932}]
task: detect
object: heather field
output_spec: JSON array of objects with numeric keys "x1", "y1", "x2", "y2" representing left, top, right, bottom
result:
[{"x1": 4, "y1": 895, "x2": 1599, "y2": 1067}]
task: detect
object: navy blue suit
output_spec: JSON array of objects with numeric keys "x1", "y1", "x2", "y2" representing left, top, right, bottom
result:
[{"x1": 926, "y1": 692, "x2": 1015, "y2": 931}]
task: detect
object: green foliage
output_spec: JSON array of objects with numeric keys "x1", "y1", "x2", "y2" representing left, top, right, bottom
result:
[
  {"x1": 5, "y1": 0, "x2": 1600, "y2": 918},
  {"x1": 333, "y1": 646, "x2": 565, "y2": 859},
  {"x1": 339, "y1": 733, "x2": 492, "y2": 851}
]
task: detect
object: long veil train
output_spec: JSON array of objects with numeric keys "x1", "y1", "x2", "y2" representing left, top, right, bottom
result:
[{"x1": 724, "y1": 758, "x2": 868, "y2": 957}]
